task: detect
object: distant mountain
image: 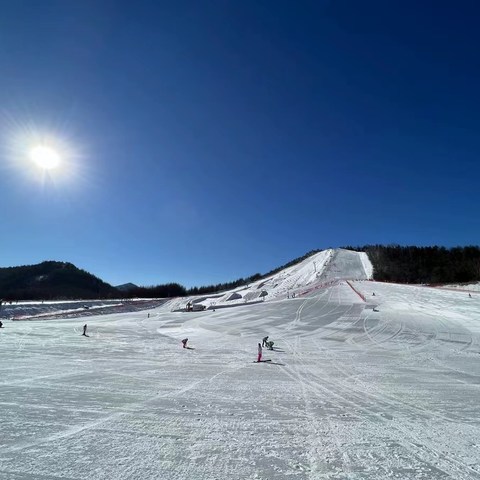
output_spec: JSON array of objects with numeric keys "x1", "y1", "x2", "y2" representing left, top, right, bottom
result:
[
  {"x1": 0, "y1": 261, "x2": 119, "y2": 301},
  {"x1": 115, "y1": 282, "x2": 138, "y2": 292}
]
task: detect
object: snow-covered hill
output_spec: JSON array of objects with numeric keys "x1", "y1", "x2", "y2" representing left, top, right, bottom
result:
[
  {"x1": 1, "y1": 249, "x2": 479, "y2": 479},
  {"x1": 168, "y1": 248, "x2": 373, "y2": 311},
  {"x1": 1, "y1": 249, "x2": 371, "y2": 319}
]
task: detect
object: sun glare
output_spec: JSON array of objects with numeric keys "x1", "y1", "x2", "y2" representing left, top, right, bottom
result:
[
  {"x1": 30, "y1": 145, "x2": 61, "y2": 170},
  {"x1": 6, "y1": 120, "x2": 85, "y2": 189}
]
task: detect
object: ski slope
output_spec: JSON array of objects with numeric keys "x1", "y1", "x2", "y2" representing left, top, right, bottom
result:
[
  {"x1": 1, "y1": 249, "x2": 479, "y2": 479},
  {"x1": 169, "y1": 248, "x2": 372, "y2": 311}
]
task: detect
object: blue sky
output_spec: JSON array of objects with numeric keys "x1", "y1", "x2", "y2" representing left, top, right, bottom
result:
[{"x1": 1, "y1": 1, "x2": 479, "y2": 288}]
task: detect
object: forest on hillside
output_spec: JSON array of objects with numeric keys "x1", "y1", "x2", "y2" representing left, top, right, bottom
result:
[
  {"x1": 345, "y1": 245, "x2": 480, "y2": 284},
  {"x1": 0, "y1": 261, "x2": 118, "y2": 301}
]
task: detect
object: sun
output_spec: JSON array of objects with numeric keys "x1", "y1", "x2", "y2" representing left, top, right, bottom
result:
[
  {"x1": 5, "y1": 121, "x2": 87, "y2": 188},
  {"x1": 30, "y1": 145, "x2": 61, "y2": 170}
]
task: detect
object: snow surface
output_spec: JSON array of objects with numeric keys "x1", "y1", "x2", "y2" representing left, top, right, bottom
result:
[
  {"x1": 1, "y1": 249, "x2": 479, "y2": 479},
  {"x1": 0, "y1": 299, "x2": 166, "y2": 321},
  {"x1": 436, "y1": 282, "x2": 480, "y2": 293}
]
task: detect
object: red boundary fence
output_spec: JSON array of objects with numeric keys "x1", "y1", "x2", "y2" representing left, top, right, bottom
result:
[
  {"x1": 298, "y1": 279, "x2": 340, "y2": 297},
  {"x1": 345, "y1": 280, "x2": 366, "y2": 302}
]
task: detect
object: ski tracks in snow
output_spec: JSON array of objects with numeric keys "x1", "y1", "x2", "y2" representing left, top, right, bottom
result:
[
  {"x1": 1, "y1": 360, "x2": 248, "y2": 457},
  {"x1": 276, "y1": 289, "x2": 480, "y2": 480}
]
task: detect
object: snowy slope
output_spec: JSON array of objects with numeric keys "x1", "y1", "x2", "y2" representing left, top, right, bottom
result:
[
  {"x1": 1, "y1": 250, "x2": 480, "y2": 479},
  {"x1": 169, "y1": 248, "x2": 373, "y2": 311},
  {"x1": 436, "y1": 282, "x2": 480, "y2": 292}
]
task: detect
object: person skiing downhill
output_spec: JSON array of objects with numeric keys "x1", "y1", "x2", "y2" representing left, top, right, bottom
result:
[
  {"x1": 181, "y1": 338, "x2": 188, "y2": 348},
  {"x1": 257, "y1": 343, "x2": 263, "y2": 362},
  {"x1": 82, "y1": 324, "x2": 88, "y2": 336}
]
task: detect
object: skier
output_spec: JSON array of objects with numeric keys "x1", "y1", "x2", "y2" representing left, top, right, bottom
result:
[
  {"x1": 469, "y1": 293, "x2": 472, "y2": 298},
  {"x1": 266, "y1": 340, "x2": 274, "y2": 350},
  {"x1": 181, "y1": 338, "x2": 188, "y2": 348},
  {"x1": 0, "y1": 320, "x2": 3, "y2": 328},
  {"x1": 257, "y1": 343, "x2": 263, "y2": 362},
  {"x1": 82, "y1": 324, "x2": 87, "y2": 336},
  {"x1": 262, "y1": 336, "x2": 269, "y2": 347}
]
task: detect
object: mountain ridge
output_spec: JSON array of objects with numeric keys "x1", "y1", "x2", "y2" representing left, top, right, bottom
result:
[{"x1": 0, "y1": 261, "x2": 118, "y2": 301}]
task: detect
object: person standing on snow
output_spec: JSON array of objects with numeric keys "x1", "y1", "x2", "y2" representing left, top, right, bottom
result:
[
  {"x1": 262, "y1": 336, "x2": 269, "y2": 347},
  {"x1": 82, "y1": 324, "x2": 88, "y2": 336},
  {"x1": 257, "y1": 343, "x2": 263, "y2": 362},
  {"x1": 181, "y1": 338, "x2": 188, "y2": 348}
]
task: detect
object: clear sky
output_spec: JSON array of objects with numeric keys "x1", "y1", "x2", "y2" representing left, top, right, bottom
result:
[{"x1": 1, "y1": 1, "x2": 479, "y2": 288}]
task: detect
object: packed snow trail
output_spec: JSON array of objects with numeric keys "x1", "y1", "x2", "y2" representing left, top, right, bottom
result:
[{"x1": 1, "y1": 254, "x2": 480, "y2": 478}]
